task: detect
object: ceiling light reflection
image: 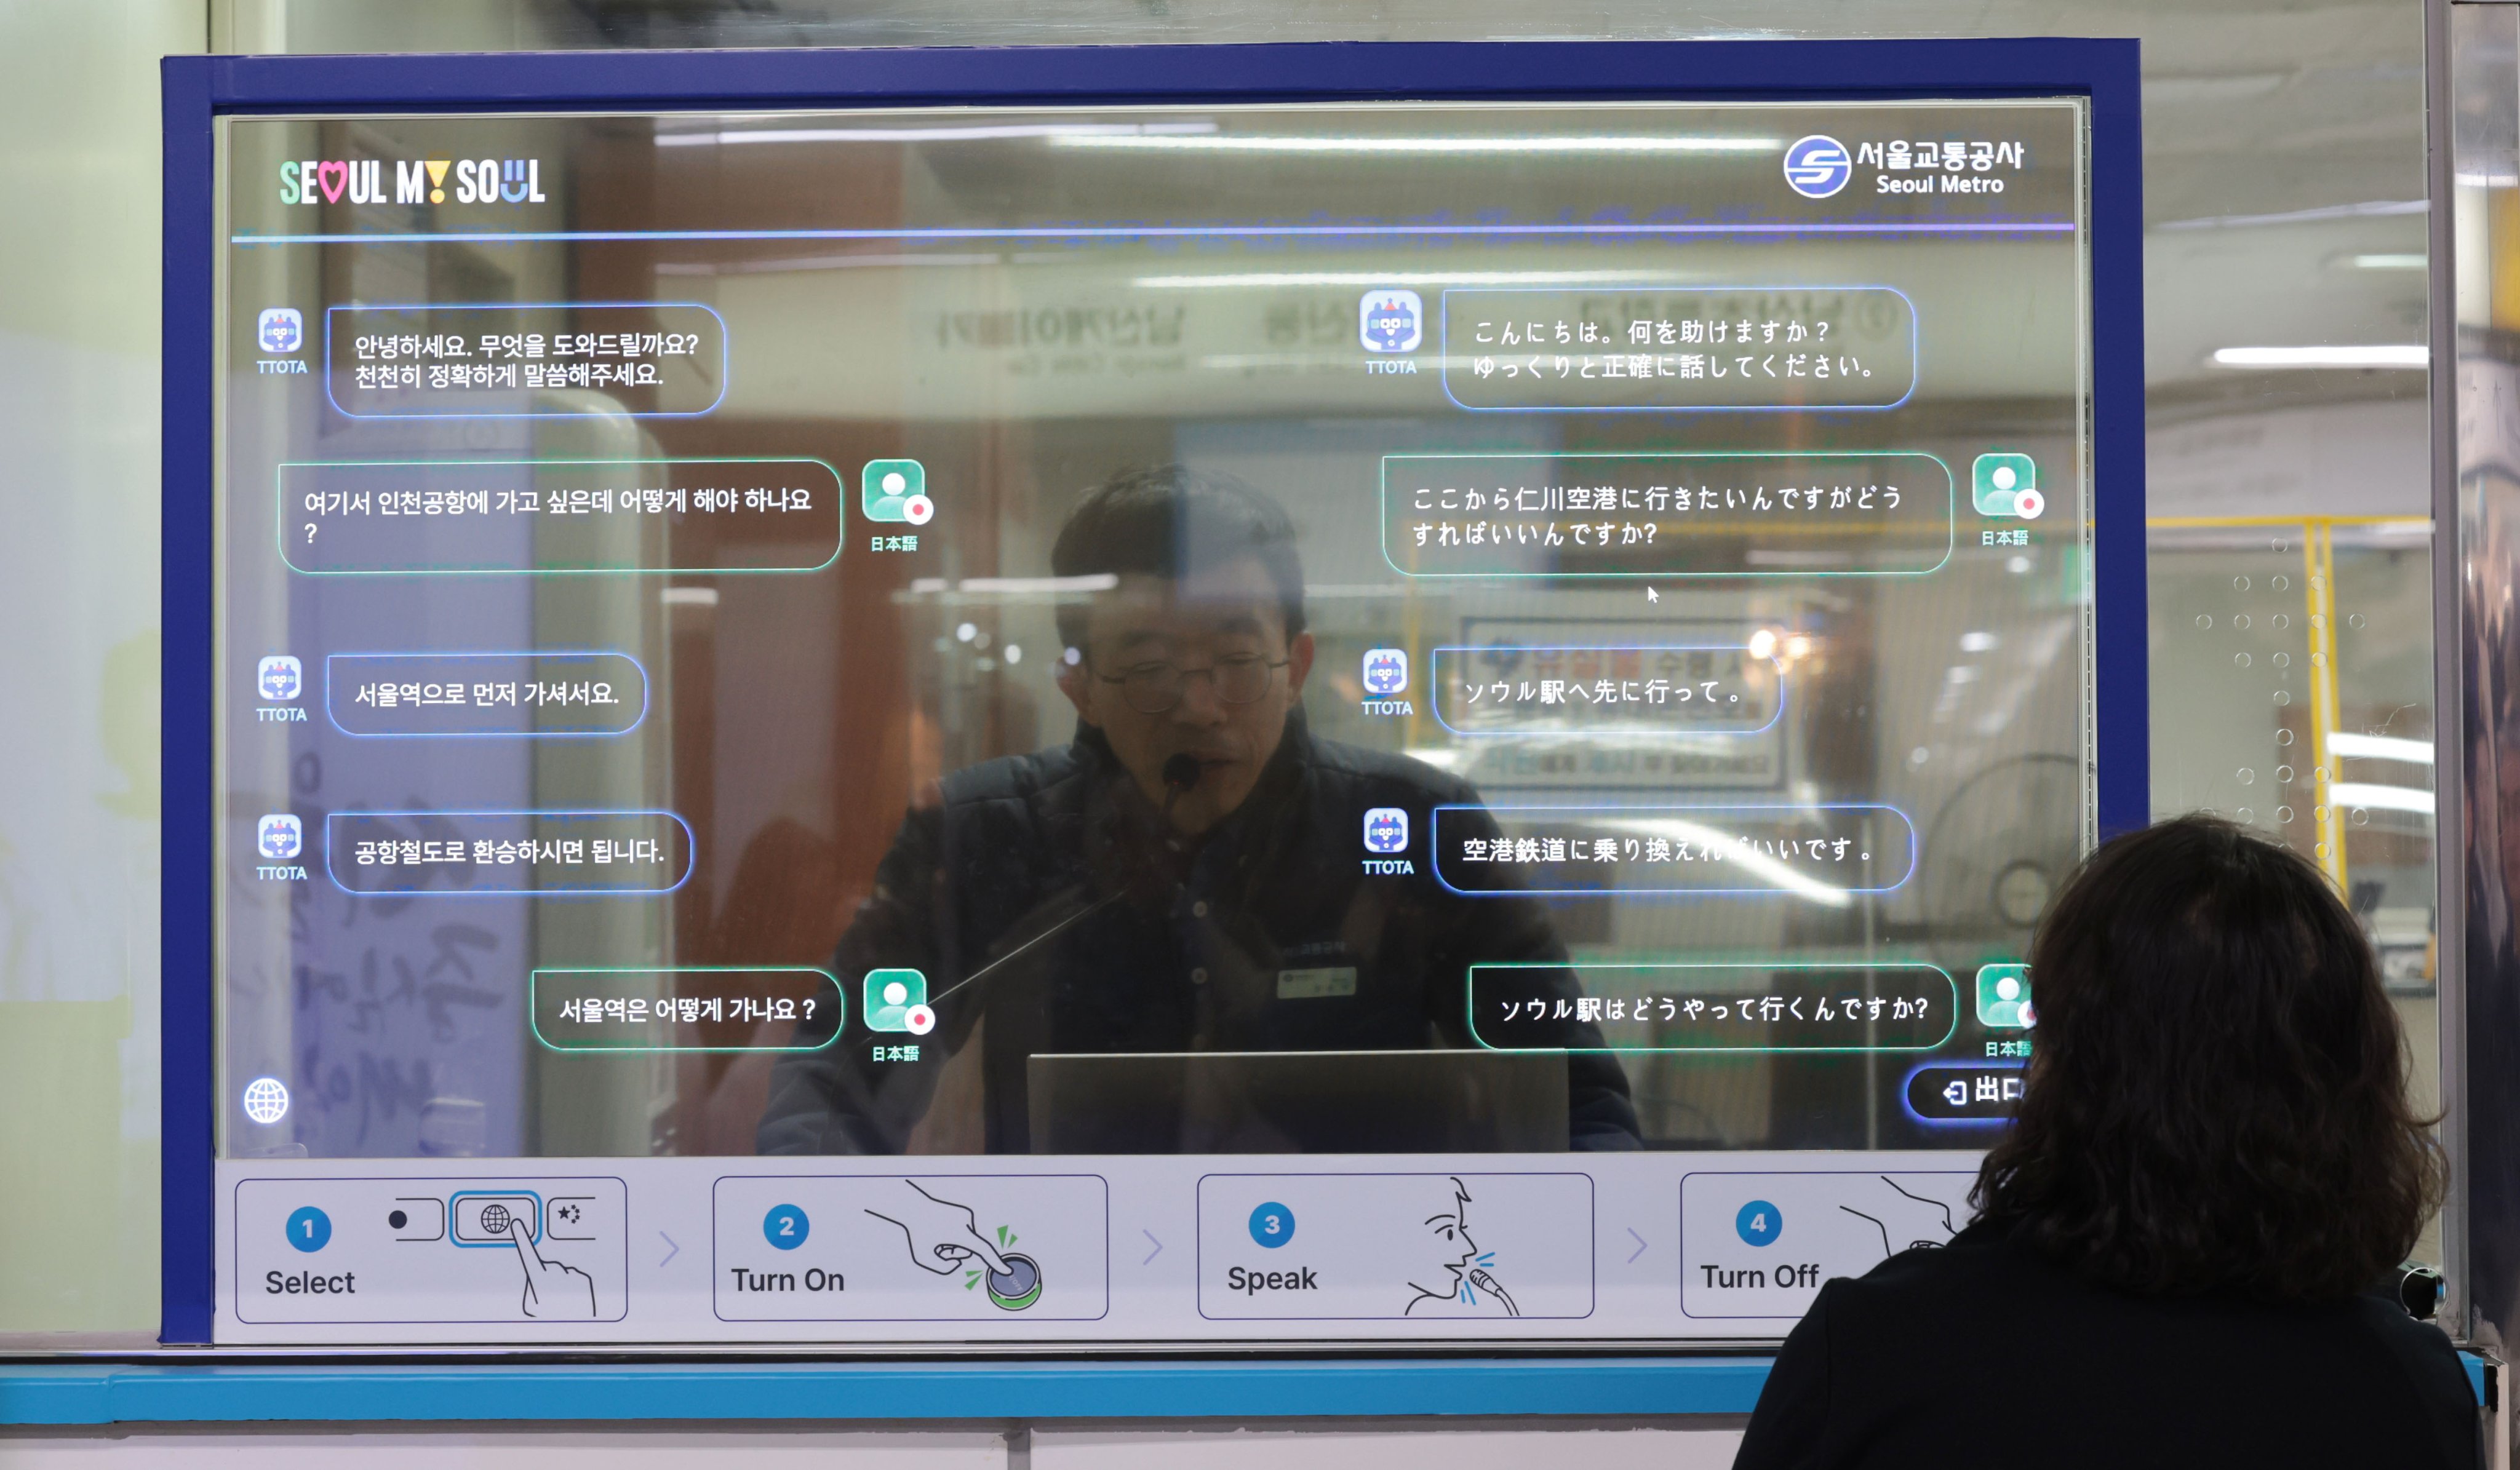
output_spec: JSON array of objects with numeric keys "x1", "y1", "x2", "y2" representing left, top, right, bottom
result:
[
  {"x1": 1056, "y1": 133, "x2": 1780, "y2": 155},
  {"x1": 2326, "y1": 782, "x2": 2433, "y2": 815},
  {"x1": 1138, "y1": 269, "x2": 1704, "y2": 290},
  {"x1": 658, "y1": 121, "x2": 1219, "y2": 148},
  {"x1": 2326, "y1": 733, "x2": 2434, "y2": 765},
  {"x1": 2209, "y1": 345, "x2": 2425, "y2": 369}
]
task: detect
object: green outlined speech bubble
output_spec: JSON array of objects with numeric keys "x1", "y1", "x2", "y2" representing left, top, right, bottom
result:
[
  {"x1": 1470, "y1": 961, "x2": 1958, "y2": 1054},
  {"x1": 281, "y1": 456, "x2": 842, "y2": 575},
  {"x1": 529, "y1": 967, "x2": 843, "y2": 1053}
]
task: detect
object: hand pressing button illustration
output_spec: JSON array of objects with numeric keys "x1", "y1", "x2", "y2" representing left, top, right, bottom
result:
[
  {"x1": 506, "y1": 1215, "x2": 597, "y2": 1319},
  {"x1": 865, "y1": 1178, "x2": 1011, "y2": 1276},
  {"x1": 863, "y1": 1179, "x2": 1043, "y2": 1309}
]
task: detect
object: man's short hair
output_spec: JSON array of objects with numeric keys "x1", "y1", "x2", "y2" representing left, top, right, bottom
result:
[{"x1": 1051, "y1": 465, "x2": 1308, "y2": 652}]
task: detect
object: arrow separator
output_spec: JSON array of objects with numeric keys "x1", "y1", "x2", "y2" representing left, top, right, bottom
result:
[
  {"x1": 658, "y1": 1231, "x2": 680, "y2": 1268},
  {"x1": 1142, "y1": 1229, "x2": 1163, "y2": 1266},
  {"x1": 1627, "y1": 1227, "x2": 1648, "y2": 1264}
]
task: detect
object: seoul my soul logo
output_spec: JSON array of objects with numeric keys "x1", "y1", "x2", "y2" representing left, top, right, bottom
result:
[
  {"x1": 279, "y1": 157, "x2": 547, "y2": 206},
  {"x1": 1782, "y1": 135, "x2": 1853, "y2": 199}
]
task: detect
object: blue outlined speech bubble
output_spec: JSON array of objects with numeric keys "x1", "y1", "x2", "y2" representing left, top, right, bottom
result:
[
  {"x1": 325, "y1": 651, "x2": 648, "y2": 737},
  {"x1": 325, "y1": 809, "x2": 694, "y2": 896}
]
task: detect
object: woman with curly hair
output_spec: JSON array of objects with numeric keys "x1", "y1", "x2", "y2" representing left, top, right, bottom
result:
[{"x1": 1734, "y1": 815, "x2": 2474, "y2": 1468}]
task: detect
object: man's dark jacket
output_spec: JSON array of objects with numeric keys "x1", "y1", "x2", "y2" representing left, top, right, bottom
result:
[{"x1": 757, "y1": 709, "x2": 1641, "y2": 1153}]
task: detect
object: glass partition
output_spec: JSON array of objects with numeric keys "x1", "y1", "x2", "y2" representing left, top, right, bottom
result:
[{"x1": 204, "y1": 93, "x2": 2108, "y2": 1345}]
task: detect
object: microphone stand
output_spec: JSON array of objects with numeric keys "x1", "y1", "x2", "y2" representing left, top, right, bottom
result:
[{"x1": 923, "y1": 756, "x2": 1204, "y2": 1008}]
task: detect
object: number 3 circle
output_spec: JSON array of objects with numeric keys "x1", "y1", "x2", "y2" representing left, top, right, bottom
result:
[{"x1": 1248, "y1": 1201, "x2": 1296, "y2": 1248}]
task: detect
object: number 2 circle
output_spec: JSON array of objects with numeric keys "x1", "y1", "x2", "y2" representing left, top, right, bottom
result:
[{"x1": 764, "y1": 1203, "x2": 810, "y2": 1250}]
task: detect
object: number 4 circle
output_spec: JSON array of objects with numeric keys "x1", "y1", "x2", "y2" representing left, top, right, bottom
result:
[{"x1": 1736, "y1": 1199, "x2": 1782, "y2": 1247}]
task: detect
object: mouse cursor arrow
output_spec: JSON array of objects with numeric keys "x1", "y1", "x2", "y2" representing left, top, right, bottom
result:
[{"x1": 1646, "y1": 587, "x2": 1660, "y2": 604}]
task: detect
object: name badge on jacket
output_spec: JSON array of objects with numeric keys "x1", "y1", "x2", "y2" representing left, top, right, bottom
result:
[{"x1": 1277, "y1": 966, "x2": 1358, "y2": 999}]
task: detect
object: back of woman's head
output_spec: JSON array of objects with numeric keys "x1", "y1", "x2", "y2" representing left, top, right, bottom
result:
[{"x1": 1972, "y1": 814, "x2": 2440, "y2": 1301}]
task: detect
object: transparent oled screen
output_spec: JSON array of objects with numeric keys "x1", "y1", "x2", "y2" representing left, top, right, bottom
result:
[{"x1": 214, "y1": 101, "x2": 2091, "y2": 1162}]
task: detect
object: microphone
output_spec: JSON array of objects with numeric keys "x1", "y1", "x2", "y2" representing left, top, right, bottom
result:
[
  {"x1": 928, "y1": 886, "x2": 1122, "y2": 1006},
  {"x1": 1160, "y1": 753, "x2": 1203, "y2": 824},
  {"x1": 927, "y1": 757, "x2": 1206, "y2": 1009}
]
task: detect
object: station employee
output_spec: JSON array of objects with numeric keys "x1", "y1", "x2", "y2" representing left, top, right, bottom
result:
[{"x1": 758, "y1": 466, "x2": 1640, "y2": 1154}]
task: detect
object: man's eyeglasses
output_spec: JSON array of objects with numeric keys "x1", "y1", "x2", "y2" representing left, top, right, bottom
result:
[{"x1": 1096, "y1": 654, "x2": 1288, "y2": 715}]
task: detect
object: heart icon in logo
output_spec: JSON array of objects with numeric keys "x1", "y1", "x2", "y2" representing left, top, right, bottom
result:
[{"x1": 316, "y1": 161, "x2": 347, "y2": 204}]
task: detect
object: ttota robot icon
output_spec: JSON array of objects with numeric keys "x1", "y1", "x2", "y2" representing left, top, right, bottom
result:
[
  {"x1": 257, "y1": 308, "x2": 303, "y2": 355},
  {"x1": 257, "y1": 814, "x2": 303, "y2": 860},
  {"x1": 1358, "y1": 290, "x2": 1424, "y2": 353},
  {"x1": 1363, "y1": 807, "x2": 1411, "y2": 855},
  {"x1": 1362, "y1": 648, "x2": 1410, "y2": 697},
  {"x1": 257, "y1": 656, "x2": 302, "y2": 702}
]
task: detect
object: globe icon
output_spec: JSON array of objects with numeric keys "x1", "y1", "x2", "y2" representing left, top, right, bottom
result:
[
  {"x1": 479, "y1": 1202, "x2": 512, "y2": 1236},
  {"x1": 241, "y1": 1076, "x2": 290, "y2": 1124}
]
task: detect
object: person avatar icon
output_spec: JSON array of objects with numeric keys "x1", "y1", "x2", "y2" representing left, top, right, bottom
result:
[{"x1": 1402, "y1": 1177, "x2": 1519, "y2": 1317}]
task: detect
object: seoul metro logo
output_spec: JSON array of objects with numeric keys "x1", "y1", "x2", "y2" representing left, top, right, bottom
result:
[
  {"x1": 1782, "y1": 136, "x2": 1854, "y2": 199},
  {"x1": 279, "y1": 157, "x2": 548, "y2": 206}
]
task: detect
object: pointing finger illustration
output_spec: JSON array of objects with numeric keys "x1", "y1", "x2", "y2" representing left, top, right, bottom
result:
[
  {"x1": 957, "y1": 1226, "x2": 1011, "y2": 1278},
  {"x1": 508, "y1": 1214, "x2": 597, "y2": 1319},
  {"x1": 506, "y1": 1216, "x2": 544, "y2": 1310}
]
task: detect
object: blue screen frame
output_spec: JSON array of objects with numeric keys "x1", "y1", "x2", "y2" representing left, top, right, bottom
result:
[{"x1": 161, "y1": 38, "x2": 2145, "y2": 1353}]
